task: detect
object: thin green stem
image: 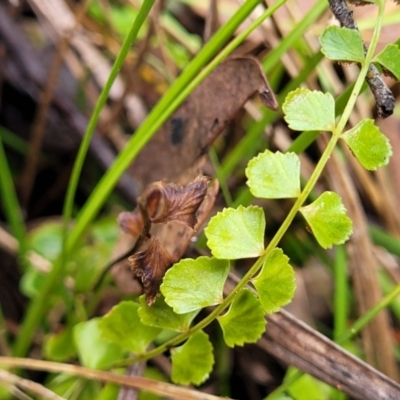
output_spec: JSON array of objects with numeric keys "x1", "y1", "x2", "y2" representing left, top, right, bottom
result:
[
  {"x1": 336, "y1": 282, "x2": 400, "y2": 344},
  {"x1": 379, "y1": 270, "x2": 400, "y2": 321},
  {"x1": 113, "y1": 0, "x2": 387, "y2": 369},
  {"x1": 262, "y1": 1, "x2": 328, "y2": 73},
  {"x1": 0, "y1": 304, "x2": 11, "y2": 357},
  {"x1": 333, "y1": 246, "x2": 348, "y2": 340},
  {"x1": 369, "y1": 225, "x2": 400, "y2": 258},
  {"x1": 334, "y1": 2, "x2": 385, "y2": 136},
  {"x1": 0, "y1": 126, "x2": 30, "y2": 155}
]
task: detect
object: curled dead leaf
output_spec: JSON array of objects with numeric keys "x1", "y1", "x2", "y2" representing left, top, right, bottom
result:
[
  {"x1": 141, "y1": 186, "x2": 162, "y2": 219},
  {"x1": 121, "y1": 175, "x2": 211, "y2": 304},
  {"x1": 128, "y1": 236, "x2": 174, "y2": 305},
  {"x1": 143, "y1": 175, "x2": 210, "y2": 228},
  {"x1": 117, "y1": 209, "x2": 144, "y2": 238}
]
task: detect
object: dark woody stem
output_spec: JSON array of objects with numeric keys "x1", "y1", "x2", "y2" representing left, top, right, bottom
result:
[{"x1": 328, "y1": 0, "x2": 395, "y2": 117}]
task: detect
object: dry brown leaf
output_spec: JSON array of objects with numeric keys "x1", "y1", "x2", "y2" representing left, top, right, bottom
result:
[
  {"x1": 124, "y1": 176, "x2": 211, "y2": 304},
  {"x1": 142, "y1": 187, "x2": 162, "y2": 220},
  {"x1": 132, "y1": 56, "x2": 278, "y2": 186},
  {"x1": 128, "y1": 236, "x2": 174, "y2": 306},
  {"x1": 144, "y1": 176, "x2": 210, "y2": 228},
  {"x1": 117, "y1": 209, "x2": 144, "y2": 238}
]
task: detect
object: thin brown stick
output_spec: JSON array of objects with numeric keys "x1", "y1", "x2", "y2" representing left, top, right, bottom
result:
[
  {"x1": 0, "y1": 357, "x2": 230, "y2": 400},
  {"x1": 0, "y1": 370, "x2": 63, "y2": 400},
  {"x1": 327, "y1": 0, "x2": 395, "y2": 118},
  {"x1": 0, "y1": 378, "x2": 33, "y2": 400}
]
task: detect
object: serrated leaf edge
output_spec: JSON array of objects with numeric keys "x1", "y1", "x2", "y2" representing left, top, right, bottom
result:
[
  {"x1": 245, "y1": 150, "x2": 301, "y2": 199},
  {"x1": 282, "y1": 88, "x2": 336, "y2": 132},
  {"x1": 205, "y1": 205, "x2": 265, "y2": 259}
]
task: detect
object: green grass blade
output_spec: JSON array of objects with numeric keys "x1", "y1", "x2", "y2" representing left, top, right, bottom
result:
[
  {"x1": 0, "y1": 134, "x2": 26, "y2": 254},
  {"x1": 0, "y1": 126, "x2": 30, "y2": 155},
  {"x1": 62, "y1": 0, "x2": 156, "y2": 254},
  {"x1": 336, "y1": 282, "x2": 400, "y2": 344},
  {"x1": 262, "y1": 0, "x2": 328, "y2": 73},
  {"x1": 369, "y1": 225, "x2": 400, "y2": 258},
  {"x1": 333, "y1": 246, "x2": 349, "y2": 340}
]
